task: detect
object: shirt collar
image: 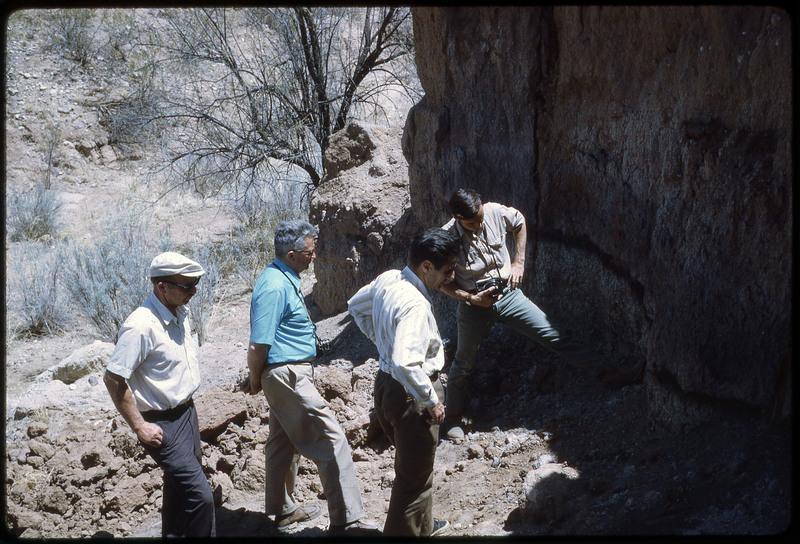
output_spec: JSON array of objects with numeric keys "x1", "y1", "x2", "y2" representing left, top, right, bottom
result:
[
  {"x1": 453, "y1": 218, "x2": 480, "y2": 239},
  {"x1": 272, "y1": 258, "x2": 300, "y2": 280},
  {"x1": 147, "y1": 292, "x2": 184, "y2": 326},
  {"x1": 401, "y1": 266, "x2": 432, "y2": 303}
]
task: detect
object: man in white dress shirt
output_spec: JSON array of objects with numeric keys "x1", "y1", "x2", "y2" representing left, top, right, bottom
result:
[
  {"x1": 104, "y1": 251, "x2": 214, "y2": 537},
  {"x1": 348, "y1": 228, "x2": 460, "y2": 537}
]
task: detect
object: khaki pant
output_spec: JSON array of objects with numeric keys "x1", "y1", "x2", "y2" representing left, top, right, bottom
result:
[
  {"x1": 374, "y1": 370, "x2": 443, "y2": 537},
  {"x1": 261, "y1": 362, "x2": 364, "y2": 525}
]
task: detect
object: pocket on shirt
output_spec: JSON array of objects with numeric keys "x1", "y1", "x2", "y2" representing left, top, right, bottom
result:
[{"x1": 488, "y1": 232, "x2": 505, "y2": 251}]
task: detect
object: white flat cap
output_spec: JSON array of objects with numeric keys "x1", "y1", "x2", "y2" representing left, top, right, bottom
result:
[{"x1": 149, "y1": 252, "x2": 205, "y2": 278}]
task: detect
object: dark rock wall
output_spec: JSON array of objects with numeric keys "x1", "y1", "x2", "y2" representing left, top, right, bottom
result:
[{"x1": 403, "y1": 6, "x2": 792, "y2": 427}]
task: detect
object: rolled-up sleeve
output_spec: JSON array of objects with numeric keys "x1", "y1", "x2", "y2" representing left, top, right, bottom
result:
[{"x1": 498, "y1": 203, "x2": 524, "y2": 232}]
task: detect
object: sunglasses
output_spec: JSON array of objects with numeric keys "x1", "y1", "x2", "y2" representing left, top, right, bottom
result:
[{"x1": 161, "y1": 277, "x2": 201, "y2": 291}]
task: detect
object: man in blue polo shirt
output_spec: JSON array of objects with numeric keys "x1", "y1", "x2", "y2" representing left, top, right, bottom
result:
[{"x1": 242, "y1": 220, "x2": 375, "y2": 536}]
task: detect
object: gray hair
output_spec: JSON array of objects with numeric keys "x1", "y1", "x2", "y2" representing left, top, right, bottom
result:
[{"x1": 274, "y1": 220, "x2": 316, "y2": 257}]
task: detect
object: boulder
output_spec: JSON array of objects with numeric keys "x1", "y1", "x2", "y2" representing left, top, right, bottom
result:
[
  {"x1": 210, "y1": 471, "x2": 234, "y2": 506},
  {"x1": 194, "y1": 386, "x2": 249, "y2": 441},
  {"x1": 6, "y1": 506, "x2": 45, "y2": 535},
  {"x1": 34, "y1": 340, "x2": 114, "y2": 385},
  {"x1": 309, "y1": 121, "x2": 417, "y2": 315},
  {"x1": 13, "y1": 380, "x2": 70, "y2": 419},
  {"x1": 314, "y1": 365, "x2": 351, "y2": 402},
  {"x1": 26, "y1": 421, "x2": 48, "y2": 438},
  {"x1": 39, "y1": 486, "x2": 71, "y2": 515},
  {"x1": 103, "y1": 475, "x2": 149, "y2": 514},
  {"x1": 27, "y1": 440, "x2": 55, "y2": 461},
  {"x1": 521, "y1": 462, "x2": 581, "y2": 523},
  {"x1": 231, "y1": 449, "x2": 265, "y2": 492}
]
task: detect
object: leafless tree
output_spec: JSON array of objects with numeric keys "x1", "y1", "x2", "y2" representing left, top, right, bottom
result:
[{"x1": 142, "y1": 7, "x2": 419, "y2": 199}]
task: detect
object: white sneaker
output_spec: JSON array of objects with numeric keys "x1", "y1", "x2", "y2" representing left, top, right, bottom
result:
[{"x1": 430, "y1": 519, "x2": 449, "y2": 536}]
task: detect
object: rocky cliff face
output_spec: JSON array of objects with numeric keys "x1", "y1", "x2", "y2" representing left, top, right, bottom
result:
[{"x1": 402, "y1": 6, "x2": 792, "y2": 427}]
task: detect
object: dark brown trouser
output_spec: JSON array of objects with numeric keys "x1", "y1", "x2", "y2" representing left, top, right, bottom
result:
[{"x1": 374, "y1": 370, "x2": 443, "y2": 537}]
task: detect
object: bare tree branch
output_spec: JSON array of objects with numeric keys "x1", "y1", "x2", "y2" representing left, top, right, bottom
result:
[{"x1": 134, "y1": 7, "x2": 418, "y2": 198}]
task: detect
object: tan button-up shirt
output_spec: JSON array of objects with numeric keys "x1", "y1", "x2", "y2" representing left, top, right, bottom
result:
[{"x1": 442, "y1": 201, "x2": 525, "y2": 292}]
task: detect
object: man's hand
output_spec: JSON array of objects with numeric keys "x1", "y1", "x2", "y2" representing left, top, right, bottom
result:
[
  {"x1": 240, "y1": 374, "x2": 262, "y2": 395},
  {"x1": 135, "y1": 422, "x2": 164, "y2": 448},
  {"x1": 471, "y1": 286, "x2": 502, "y2": 307},
  {"x1": 508, "y1": 261, "x2": 525, "y2": 290},
  {"x1": 246, "y1": 343, "x2": 268, "y2": 395},
  {"x1": 426, "y1": 402, "x2": 445, "y2": 425}
]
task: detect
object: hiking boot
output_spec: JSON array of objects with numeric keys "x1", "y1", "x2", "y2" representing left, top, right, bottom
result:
[
  {"x1": 430, "y1": 519, "x2": 450, "y2": 536},
  {"x1": 275, "y1": 505, "x2": 322, "y2": 532}
]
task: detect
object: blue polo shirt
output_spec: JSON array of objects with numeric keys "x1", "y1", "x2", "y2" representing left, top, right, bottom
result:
[{"x1": 249, "y1": 259, "x2": 316, "y2": 364}]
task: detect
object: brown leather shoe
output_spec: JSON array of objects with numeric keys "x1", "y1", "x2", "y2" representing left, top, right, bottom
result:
[
  {"x1": 275, "y1": 505, "x2": 322, "y2": 532},
  {"x1": 598, "y1": 359, "x2": 645, "y2": 389}
]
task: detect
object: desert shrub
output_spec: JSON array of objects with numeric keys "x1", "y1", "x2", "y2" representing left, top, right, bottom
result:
[
  {"x1": 61, "y1": 209, "x2": 171, "y2": 342},
  {"x1": 47, "y1": 9, "x2": 97, "y2": 66},
  {"x1": 95, "y1": 9, "x2": 140, "y2": 69},
  {"x1": 218, "y1": 223, "x2": 276, "y2": 291},
  {"x1": 6, "y1": 182, "x2": 63, "y2": 243},
  {"x1": 221, "y1": 183, "x2": 303, "y2": 289},
  {"x1": 99, "y1": 63, "x2": 166, "y2": 146},
  {"x1": 6, "y1": 242, "x2": 71, "y2": 337},
  {"x1": 185, "y1": 243, "x2": 225, "y2": 346}
]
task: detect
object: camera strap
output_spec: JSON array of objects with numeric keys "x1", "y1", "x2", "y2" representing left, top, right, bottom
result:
[
  {"x1": 275, "y1": 265, "x2": 322, "y2": 345},
  {"x1": 460, "y1": 229, "x2": 504, "y2": 291}
]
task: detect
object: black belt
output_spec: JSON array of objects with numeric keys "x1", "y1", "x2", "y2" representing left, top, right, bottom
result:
[
  {"x1": 141, "y1": 398, "x2": 193, "y2": 421},
  {"x1": 379, "y1": 369, "x2": 439, "y2": 382}
]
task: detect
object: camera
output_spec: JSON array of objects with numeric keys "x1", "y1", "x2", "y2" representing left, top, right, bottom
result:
[
  {"x1": 475, "y1": 277, "x2": 508, "y2": 297},
  {"x1": 316, "y1": 338, "x2": 332, "y2": 357}
]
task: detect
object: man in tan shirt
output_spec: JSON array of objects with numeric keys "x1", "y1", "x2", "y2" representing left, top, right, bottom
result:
[{"x1": 440, "y1": 189, "x2": 644, "y2": 441}]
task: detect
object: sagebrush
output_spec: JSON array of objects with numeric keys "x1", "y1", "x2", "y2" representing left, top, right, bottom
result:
[
  {"x1": 6, "y1": 182, "x2": 62, "y2": 243},
  {"x1": 60, "y1": 209, "x2": 172, "y2": 342},
  {"x1": 6, "y1": 242, "x2": 71, "y2": 337}
]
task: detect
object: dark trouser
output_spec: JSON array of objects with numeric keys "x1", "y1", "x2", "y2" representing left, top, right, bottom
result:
[
  {"x1": 141, "y1": 400, "x2": 215, "y2": 537},
  {"x1": 446, "y1": 287, "x2": 605, "y2": 419},
  {"x1": 374, "y1": 370, "x2": 442, "y2": 537}
]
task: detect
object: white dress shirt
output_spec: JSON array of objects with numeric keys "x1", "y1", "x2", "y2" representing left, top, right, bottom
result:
[
  {"x1": 107, "y1": 293, "x2": 201, "y2": 412},
  {"x1": 348, "y1": 266, "x2": 445, "y2": 409}
]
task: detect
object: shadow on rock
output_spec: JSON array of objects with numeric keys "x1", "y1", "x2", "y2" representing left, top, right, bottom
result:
[{"x1": 215, "y1": 506, "x2": 329, "y2": 538}]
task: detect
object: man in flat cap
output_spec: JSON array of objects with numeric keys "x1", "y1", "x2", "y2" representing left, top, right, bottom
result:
[{"x1": 104, "y1": 251, "x2": 215, "y2": 537}]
